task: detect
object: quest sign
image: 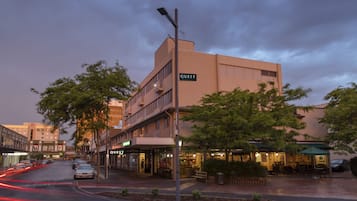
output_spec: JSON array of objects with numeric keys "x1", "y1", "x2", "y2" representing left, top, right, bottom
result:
[{"x1": 179, "y1": 73, "x2": 197, "y2": 81}]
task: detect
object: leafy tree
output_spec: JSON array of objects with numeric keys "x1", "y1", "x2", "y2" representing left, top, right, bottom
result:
[
  {"x1": 320, "y1": 83, "x2": 357, "y2": 154},
  {"x1": 32, "y1": 60, "x2": 136, "y2": 182},
  {"x1": 182, "y1": 82, "x2": 310, "y2": 162}
]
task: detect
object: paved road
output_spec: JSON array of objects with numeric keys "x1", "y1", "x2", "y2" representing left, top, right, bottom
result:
[
  {"x1": 0, "y1": 160, "x2": 120, "y2": 201},
  {"x1": 2, "y1": 160, "x2": 356, "y2": 201}
]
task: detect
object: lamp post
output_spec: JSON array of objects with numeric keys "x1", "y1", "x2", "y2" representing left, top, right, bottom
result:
[
  {"x1": 157, "y1": 7, "x2": 180, "y2": 201},
  {"x1": 105, "y1": 99, "x2": 110, "y2": 179}
]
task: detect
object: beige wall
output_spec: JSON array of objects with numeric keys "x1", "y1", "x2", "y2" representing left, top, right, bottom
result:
[
  {"x1": 125, "y1": 38, "x2": 282, "y2": 130},
  {"x1": 178, "y1": 52, "x2": 282, "y2": 107},
  {"x1": 295, "y1": 104, "x2": 328, "y2": 141}
]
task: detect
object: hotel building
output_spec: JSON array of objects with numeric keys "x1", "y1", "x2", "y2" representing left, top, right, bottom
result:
[
  {"x1": 4, "y1": 122, "x2": 66, "y2": 159},
  {"x1": 109, "y1": 38, "x2": 289, "y2": 177}
]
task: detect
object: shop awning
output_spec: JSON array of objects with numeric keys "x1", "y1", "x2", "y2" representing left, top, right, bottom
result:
[{"x1": 300, "y1": 147, "x2": 329, "y2": 155}]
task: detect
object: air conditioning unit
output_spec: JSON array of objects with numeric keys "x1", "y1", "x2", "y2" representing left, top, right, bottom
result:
[
  {"x1": 154, "y1": 82, "x2": 164, "y2": 94},
  {"x1": 156, "y1": 87, "x2": 164, "y2": 93},
  {"x1": 139, "y1": 98, "x2": 144, "y2": 106}
]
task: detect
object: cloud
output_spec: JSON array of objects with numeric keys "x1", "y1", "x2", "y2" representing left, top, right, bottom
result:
[{"x1": 0, "y1": 0, "x2": 356, "y2": 139}]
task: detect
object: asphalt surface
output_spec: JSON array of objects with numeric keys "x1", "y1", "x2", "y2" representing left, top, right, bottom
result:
[{"x1": 76, "y1": 168, "x2": 357, "y2": 201}]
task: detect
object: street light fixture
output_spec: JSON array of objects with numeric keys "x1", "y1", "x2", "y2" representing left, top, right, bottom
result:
[{"x1": 157, "y1": 7, "x2": 180, "y2": 201}]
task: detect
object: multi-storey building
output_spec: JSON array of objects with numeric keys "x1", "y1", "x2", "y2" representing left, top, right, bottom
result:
[
  {"x1": 0, "y1": 124, "x2": 28, "y2": 168},
  {"x1": 110, "y1": 38, "x2": 284, "y2": 177},
  {"x1": 4, "y1": 122, "x2": 66, "y2": 159},
  {"x1": 80, "y1": 100, "x2": 124, "y2": 164}
]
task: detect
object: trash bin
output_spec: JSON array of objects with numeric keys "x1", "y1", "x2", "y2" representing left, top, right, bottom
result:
[{"x1": 216, "y1": 172, "x2": 224, "y2": 185}]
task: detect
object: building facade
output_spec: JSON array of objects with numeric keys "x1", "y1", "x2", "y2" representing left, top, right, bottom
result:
[
  {"x1": 253, "y1": 104, "x2": 330, "y2": 174},
  {"x1": 4, "y1": 122, "x2": 66, "y2": 159},
  {"x1": 81, "y1": 100, "x2": 124, "y2": 165},
  {"x1": 0, "y1": 124, "x2": 28, "y2": 168},
  {"x1": 110, "y1": 38, "x2": 285, "y2": 177}
]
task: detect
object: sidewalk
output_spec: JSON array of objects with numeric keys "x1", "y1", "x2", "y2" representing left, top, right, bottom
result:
[{"x1": 77, "y1": 168, "x2": 357, "y2": 200}]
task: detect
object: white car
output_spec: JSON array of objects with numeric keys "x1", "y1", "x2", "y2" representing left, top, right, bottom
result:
[{"x1": 73, "y1": 164, "x2": 96, "y2": 179}]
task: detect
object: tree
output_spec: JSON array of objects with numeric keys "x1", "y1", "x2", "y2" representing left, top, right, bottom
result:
[
  {"x1": 320, "y1": 83, "x2": 357, "y2": 154},
  {"x1": 32, "y1": 60, "x2": 136, "y2": 182},
  {"x1": 182, "y1": 82, "x2": 310, "y2": 162}
]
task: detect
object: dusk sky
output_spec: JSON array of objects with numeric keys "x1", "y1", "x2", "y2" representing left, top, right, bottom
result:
[{"x1": 1, "y1": 0, "x2": 356, "y2": 142}]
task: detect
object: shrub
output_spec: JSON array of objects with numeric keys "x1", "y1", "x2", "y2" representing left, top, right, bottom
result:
[
  {"x1": 203, "y1": 159, "x2": 225, "y2": 176},
  {"x1": 203, "y1": 159, "x2": 267, "y2": 177},
  {"x1": 120, "y1": 188, "x2": 128, "y2": 196},
  {"x1": 252, "y1": 193, "x2": 262, "y2": 201},
  {"x1": 351, "y1": 157, "x2": 357, "y2": 177},
  {"x1": 151, "y1": 189, "x2": 159, "y2": 197},
  {"x1": 192, "y1": 189, "x2": 201, "y2": 200}
]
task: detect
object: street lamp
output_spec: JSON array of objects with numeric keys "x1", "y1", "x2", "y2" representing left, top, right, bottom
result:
[
  {"x1": 157, "y1": 7, "x2": 180, "y2": 201},
  {"x1": 105, "y1": 99, "x2": 110, "y2": 179}
]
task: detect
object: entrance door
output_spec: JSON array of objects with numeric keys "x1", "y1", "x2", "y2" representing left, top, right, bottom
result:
[{"x1": 139, "y1": 152, "x2": 152, "y2": 175}]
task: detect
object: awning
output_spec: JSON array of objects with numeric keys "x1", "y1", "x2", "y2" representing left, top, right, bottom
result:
[{"x1": 300, "y1": 147, "x2": 329, "y2": 155}]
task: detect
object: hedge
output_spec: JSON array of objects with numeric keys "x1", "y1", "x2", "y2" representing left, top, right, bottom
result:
[
  {"x1": 203, "y1": 159, "x2": 267, "y2": 177},
  {"x1": 351, "y1": 157, "x2": 357, "y2": 177}
]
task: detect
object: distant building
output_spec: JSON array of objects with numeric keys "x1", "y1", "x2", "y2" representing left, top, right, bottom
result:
[
  {"x1": 78, "y1": 100, "x2": 124, "y2": 164},
  {"x1": 4, "y1": 122, "x2": 66, "y2": 159},
  {"x1": 0, "y1": 124, "x2": 28, "y2": 168}
]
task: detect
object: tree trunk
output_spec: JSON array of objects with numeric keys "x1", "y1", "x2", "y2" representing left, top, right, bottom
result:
[
  {"x1": 203, "y1": 150, "x2": 207, "y2": 171},
  {"x1": 225, "y1": 148, "x2": 229, "y2": 163},
  {"x1": 95, "y1": 129, "x2": 101, "y2": 183}
]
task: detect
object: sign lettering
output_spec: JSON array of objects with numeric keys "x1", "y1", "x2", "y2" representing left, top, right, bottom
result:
[
  {"x1": 179, "y1": 73, "x2": 197, "y2": 81},
  {"x1": 122, "y1": 140, "x2": 131, "y2": 147}
]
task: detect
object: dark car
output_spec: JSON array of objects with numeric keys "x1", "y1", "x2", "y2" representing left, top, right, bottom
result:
[
  {"x1": 72, "y1": 159, "x2": 87, "y2": 169},
  {"x1": 331, "y1": 159, "x2": 350, "y2": 172}
]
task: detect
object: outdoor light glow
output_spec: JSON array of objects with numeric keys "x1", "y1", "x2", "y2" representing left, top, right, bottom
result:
[{"x1": 2, "y1": 152, "x2": 28, "y2": 156}]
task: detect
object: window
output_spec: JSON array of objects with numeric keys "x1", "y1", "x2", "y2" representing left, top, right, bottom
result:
[{"x1": 261, "y1": 70, "x2": 277, "y2": 77}]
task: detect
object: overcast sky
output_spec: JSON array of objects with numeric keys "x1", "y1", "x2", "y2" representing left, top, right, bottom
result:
[{"x1": 1, "y1": 0, "x2": 356, "y2": 141}]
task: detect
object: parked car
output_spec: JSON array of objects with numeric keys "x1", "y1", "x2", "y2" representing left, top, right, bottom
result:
[
  {"x1": 14, "y1": 162, "x2": 28, "y2": 170},
  {"x1": 331, "y1": 159, "x2": 350, "y2": 172},
  {"x1": 19, "y1": 160, "x2": 34, "y2": 167},
  {"x1": 73, "y1": 163, "x2": 96, "y2": 179},
  {"x1": 40, "y1": 159, "x2": 53, "y2": 165}
]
